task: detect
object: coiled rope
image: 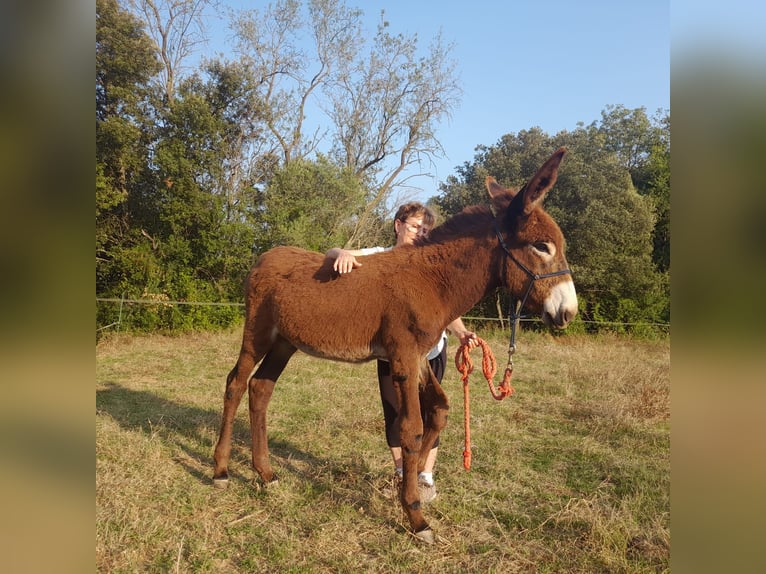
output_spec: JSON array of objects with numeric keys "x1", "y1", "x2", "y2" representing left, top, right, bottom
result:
[{"x1": 455, "y1": 337, "x2": 515, "y2": 470}]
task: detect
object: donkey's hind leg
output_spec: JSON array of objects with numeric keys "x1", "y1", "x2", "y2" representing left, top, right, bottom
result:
[
  {"x1": 213, "y1": 345, "x2": 264, "y2": 488},
  {"x1": 418, "y1": 363, "x2": 449, "y2": 471},
  {"x1": 248, "y1": 337, "x2": 296, "y2": 485}
]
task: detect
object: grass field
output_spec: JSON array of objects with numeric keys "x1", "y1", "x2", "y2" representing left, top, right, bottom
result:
[{"x1": 96, "y1": 327, "x2": 669, "y2": 573}]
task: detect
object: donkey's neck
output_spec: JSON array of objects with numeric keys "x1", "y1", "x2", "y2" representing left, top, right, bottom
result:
[{"x1": 414, "y1": 232, "x2": 501, "y2": 326}]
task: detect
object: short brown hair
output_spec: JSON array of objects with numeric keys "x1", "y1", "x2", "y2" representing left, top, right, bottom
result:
[{"x1": 393, "y1": 202, "x2": 436, "y2": 238}]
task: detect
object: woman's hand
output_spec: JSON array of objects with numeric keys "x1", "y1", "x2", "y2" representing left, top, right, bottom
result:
[
  {"x1": 332, "y1": 249, "x2": 362, "y2": 274},
  {"x1": 446, "y1": 318, "x2": 478, "y2": 348},
  {"x1": 457, "y1": 330, "x2": 479, "y2": 349}
]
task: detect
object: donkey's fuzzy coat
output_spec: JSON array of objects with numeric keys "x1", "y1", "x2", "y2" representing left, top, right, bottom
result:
[{"x1": 213, "y1": 148, "x2": 578, "y2": 542}]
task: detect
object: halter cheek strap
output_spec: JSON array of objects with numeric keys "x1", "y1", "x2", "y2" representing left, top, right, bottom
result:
[
  {"x1": 493, "y1": 220, "x2": 572, "y2": 358},
  {"x1": 494, "y1": 220, "x2": 572, "y2": 283}
]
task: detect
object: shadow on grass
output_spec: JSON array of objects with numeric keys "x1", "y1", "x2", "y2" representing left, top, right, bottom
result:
[
  {"x1": 96, "y1": 381, "x2": 378, "y2": 500},
  {"x1": 97, "y1": 381, "x2": 407, "y2": 533}
]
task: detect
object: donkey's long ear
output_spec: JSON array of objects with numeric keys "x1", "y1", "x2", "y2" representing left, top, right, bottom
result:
[
  {"x1": 518, "y1": 147, "x2": 567, "y2": 215},
  {"x1": 485, "y1": 176, "x2": 514, "y2": 213}
]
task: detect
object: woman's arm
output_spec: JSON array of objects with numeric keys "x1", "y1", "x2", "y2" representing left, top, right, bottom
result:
[{"x1": 325, "y1": 247, "x2": 384, "y2": 274}]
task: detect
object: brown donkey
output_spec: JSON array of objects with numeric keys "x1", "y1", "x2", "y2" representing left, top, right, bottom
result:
[{"x1": 213, "y1": 148, "x2": 578, "y2": 543}]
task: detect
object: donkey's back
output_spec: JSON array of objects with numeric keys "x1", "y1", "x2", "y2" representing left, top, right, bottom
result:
[{"x1": 246, "y1": 245, "x2": 440, "y2": 363}]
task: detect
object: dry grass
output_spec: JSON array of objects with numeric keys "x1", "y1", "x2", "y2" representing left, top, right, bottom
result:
[{"x1": 96, "y1": 327, "x2": 669, "y2": 573}]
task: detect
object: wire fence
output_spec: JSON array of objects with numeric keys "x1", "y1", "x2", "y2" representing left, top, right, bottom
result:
[
  {"x1": 96, "y1": 296, "x2": 670, "y2": 335},
  {"x1": 96, "y1": 297, "x2": 245, "y2": 307}
]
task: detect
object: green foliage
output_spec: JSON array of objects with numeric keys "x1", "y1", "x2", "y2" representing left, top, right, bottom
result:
[
  {"x1": 644, "y1": 141, "x2": 671, "y2": 273},
  {"x1": 595, "y1": 105, "x2": 671, "y2": 273},
  {"x1": 253, "y1": 156, "x2": 369, "y2": 254},
  {"x1": 97, "y1": 25, "x2": 259, "y2": 330},
  {"x1": 434, "y1": 110, "x2": 670, "y2": 332},
  {"x1": 96, "y1": 0, "x2": 161, "y2": 119},
  {"x1": 97, "y1": 0, "x2": 163, "y2": 300}
]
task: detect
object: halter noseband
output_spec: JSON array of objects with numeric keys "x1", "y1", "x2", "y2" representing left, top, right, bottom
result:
[{"x1": 493, "y1": 220, "x2": 572, "y2": 360}]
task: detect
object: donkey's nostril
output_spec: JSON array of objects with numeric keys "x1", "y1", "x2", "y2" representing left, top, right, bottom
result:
[
  {"x1": 548, "y1": 310, "x2": 571, "y2": 329},
  {"x1": 558, "y1": 307, "x2": 578, "y2": 328}
]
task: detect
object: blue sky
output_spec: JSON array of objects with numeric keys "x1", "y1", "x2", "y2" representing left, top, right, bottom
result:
[{"x1": 202, "y1": 0, "x2": 670, "y2": 201}]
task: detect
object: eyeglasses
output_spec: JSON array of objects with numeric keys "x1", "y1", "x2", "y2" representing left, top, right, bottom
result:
[{"x1": 401, "y1": 220, "x2": 429, "y2": 235}]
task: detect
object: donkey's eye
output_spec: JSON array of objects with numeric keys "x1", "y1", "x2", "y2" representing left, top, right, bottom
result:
[{"x1": 531, "y1": 241, "x2": 556, "y2": 258}]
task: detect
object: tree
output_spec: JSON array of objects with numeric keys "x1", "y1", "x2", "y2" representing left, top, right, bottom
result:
[
  {"x1": 596, "y1": 104, "x2": 657, "y2": 173},
  {"x1": 596, "y1": 105, "x2": 670, "y2": 272},
  {"x1": 644, "y1": 138, "x2": 670, "y2": 273},
  {"x1": 135, "y1": 63, "x2": 265, "y2": 308},
  {"x1": 97, "y1": 8, "x2": 262, "y2": 330},
  {"x1": 96, "y1": 0, "x2": 161, "y2": 293},
  {"x1": 230, "y1": 0, "x2": 361, "y2": 167},
  {"x1": 126, "y1": 0, "x2": 219, "y2": 103},
  {"x1": 254, "y1": 156, "x2": 370, "y2": 253},
  {"x1": 326, "y1": 18, "x2": 461, "y2": 247},
  {"x1": 549, "y1": 131, "x2": 663, "y2": 328},
  {"x1": 230, "y1": 0, "x2": 461, "y2": 247}
]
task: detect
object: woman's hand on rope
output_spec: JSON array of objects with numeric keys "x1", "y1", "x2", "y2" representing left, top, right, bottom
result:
[
  {"x1": 451, "y1": 325, "x2": 478, "y2": 350},
  {"x1": 458, "y1": 330, "x2": 479, "y2": 349}
]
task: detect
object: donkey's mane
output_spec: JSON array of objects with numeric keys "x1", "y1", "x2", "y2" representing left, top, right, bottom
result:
[{"x1": 421, "y1": 204, "x2": 493, "y2": 245}]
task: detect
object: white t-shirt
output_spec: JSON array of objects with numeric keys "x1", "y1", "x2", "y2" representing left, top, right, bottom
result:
[{"x1": 354, "y1": 246, "x2": 447, "y2": 361}]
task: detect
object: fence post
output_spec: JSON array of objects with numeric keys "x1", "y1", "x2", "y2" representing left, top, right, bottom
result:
[{"x1": 117, "y1": 292, "x2": 125, "y2": 332}]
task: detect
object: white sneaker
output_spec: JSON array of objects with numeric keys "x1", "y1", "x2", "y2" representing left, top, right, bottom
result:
[{"x1": 418, "y1": 478, "x2": 437, "y2": 503}]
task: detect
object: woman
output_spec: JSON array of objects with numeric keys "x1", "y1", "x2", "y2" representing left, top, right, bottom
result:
[{"x1": 326, "y1": 202, "x2": 477, "y2": 502}]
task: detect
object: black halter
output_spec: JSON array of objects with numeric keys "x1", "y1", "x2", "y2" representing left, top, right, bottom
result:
[{"x1": 493, "y1": 220, "x2": 572, "y2": 360}]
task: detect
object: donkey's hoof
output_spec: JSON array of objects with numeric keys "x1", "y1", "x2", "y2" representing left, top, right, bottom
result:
[
  {"x1": 413, "y1": 528, "x2": 435, "y2": 544},
  {"x1": 212, "y1": 477, "x2": 230, "y2": 489}
]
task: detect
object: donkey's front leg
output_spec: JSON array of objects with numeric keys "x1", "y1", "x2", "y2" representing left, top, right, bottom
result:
[{"x1": 393, "y1": 360, "x2": 434, "y2": 543}]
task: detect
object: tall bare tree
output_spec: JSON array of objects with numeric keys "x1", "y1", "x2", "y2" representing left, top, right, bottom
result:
[
  {"x1": 326, "y1": 17, "x2": 461, "y2": 245},
  {"x1": 126, "y1": 0, "x2": 218, "y2": 102},
  {"x1": 230, "y1": 0, "x2": 461, "y2": 246},
  {"x1": 231, "y1": 0, "x2": 363, "y2": 165}
]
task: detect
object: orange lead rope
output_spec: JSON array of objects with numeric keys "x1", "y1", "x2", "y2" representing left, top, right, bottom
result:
[{"x1": 455, "y1": 337, "x2": 515, "y2": 470}]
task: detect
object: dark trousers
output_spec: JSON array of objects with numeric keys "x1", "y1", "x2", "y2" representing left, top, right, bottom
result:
[{"x1": 376, "y1": 346, "x2": 447, "y2": 448}]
